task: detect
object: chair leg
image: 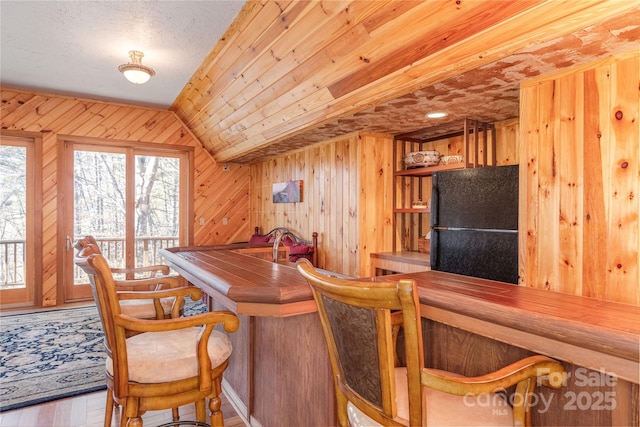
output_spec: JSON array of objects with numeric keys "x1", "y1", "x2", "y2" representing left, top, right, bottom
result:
[
  {"x1": 209, "y1": 379, "x2": 224, "y2": 427},
  {"x1": 105, "y1": 390, "x2": 114, "y2": 427},
  {"x1": 125, "y1": 417, "x2": 142, "y2": 427},
  {"x1": 195, "y1": 399, "x2": 206, "y2": 422},
  {"x1": 172, "y1": 407, "x2": 180, "y2": 421},
  {"x1": 208, "y1": 396, "x2": 224, "y2": 427},
  {"x1": 122, "y1": 398, "x2": 142, "y2": 427}
]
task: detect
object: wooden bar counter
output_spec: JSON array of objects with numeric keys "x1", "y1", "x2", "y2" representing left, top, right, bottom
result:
[
  {"x1": 162, "y1": 245, "x2": 640, "y2": 427},
  {"x1": 161, "y1": 244, "x2": 333, "y2": 427}
]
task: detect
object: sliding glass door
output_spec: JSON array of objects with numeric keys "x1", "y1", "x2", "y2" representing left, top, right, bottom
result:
[{"x1": 64, "y1": 141, "x2": 189, "y2": 301}]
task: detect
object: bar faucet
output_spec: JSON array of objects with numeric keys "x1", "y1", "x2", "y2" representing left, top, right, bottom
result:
[{"x1": 272, "y1": 229, "x2": 284, "y2": 263}]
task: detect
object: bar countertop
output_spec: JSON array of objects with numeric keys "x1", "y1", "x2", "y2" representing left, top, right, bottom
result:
[
  {"x1": 161, "y1": 245, "x2": 640, "y2": 382},
  {"x1": 380, "y1": 270, "x2": 640, "y2": 382},
  {"x1": 160, "y1": 245, "x2": 315, "y2": 316}
]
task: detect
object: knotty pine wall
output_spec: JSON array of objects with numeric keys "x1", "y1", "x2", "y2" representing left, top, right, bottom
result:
[
  {"x1": 248, "y1": 125, "x2": 521, "y2": 277},
  {"x1": 249, "y1": 132, "x2": 394, "y2": 277},
  {"x1": 0, "y1": 89, "x2": 250, "y2": 306},
  {"x1": 519, "y1": 50, "x2": 639, "y2": 305}
]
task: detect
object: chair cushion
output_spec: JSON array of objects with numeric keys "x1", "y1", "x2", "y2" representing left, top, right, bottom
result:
[
  {"x1": 347, "y1": 367, "x2": 513, "y2": 426},
  {"x1": 119, "y1": 297, "x2": 178, "y2": 319},
  {"x1": 106, "y1": 327, "x2": 232, "y2": 383}
]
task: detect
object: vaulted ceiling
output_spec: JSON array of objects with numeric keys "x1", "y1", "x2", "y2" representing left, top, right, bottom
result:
[{"x1": 171, "y1": 0, "x2": 640, "y2": 163}]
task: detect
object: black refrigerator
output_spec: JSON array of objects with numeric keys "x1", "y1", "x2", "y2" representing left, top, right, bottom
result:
[{"x1": 430, "y1": 165, "x2": 519, "y2": 284}]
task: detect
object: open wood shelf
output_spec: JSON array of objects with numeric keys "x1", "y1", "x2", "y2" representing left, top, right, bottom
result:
[
  {"x1": 393, "y1": 119, "x2": 496, "y2": 252},
  {"x1": 394, "y1": 162, "x2": 465, "y2": 177},
  {"x1": 394, "y1": 208, "x2": 430, "y2": 213}
]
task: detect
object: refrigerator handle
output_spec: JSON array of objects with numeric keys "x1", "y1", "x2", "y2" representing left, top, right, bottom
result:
[
  {"x1": 431, "y1": 172, "x2": 438, "y2": 227},
  {"x1": 430, "y1": 229, "x2": 438, "y2": 269}
]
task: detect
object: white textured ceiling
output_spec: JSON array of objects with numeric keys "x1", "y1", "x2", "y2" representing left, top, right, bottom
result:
[{"x1": 0, "y1": 0, "x2": 244, "y2": 108}]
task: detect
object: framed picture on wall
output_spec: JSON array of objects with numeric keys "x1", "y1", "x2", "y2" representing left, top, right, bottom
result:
[{"x1": 273, "y1": 180, "x2": 302, "y2": 203}]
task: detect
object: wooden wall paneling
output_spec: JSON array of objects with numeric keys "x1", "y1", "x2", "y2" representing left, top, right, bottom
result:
[
  {"x1": 317, "y1": 141, "x2": 328, "y2": 265},
  {"x1": 519, "y1": 51, "x2": 639, "y2": 305},
  {"x1": 26, "y1": 98, "x2": 79, "y2": 131},
  {"x1": 7, "y1": 97, "x2": 41, "y2": 127},
  {"x1": 606, "y1": 55, "x2": 639, "y2": 304},
  {"x1": 332, "y1": 138, "x2": 344, "y2": 273},
  {"x1": 558, "y1": 72, "x2": 584, "y2": 296},
  {"x1": 82, "y1": 105, "x2": 138, "y2": 138},
  {"x1": 44, "y1": 132, "x2": 60, "y2": 305},
  {"x1": 77, "y1": 104, "x2": 144, "y2": 137},
  {"x1": 346, "y1": 135, "x2": 359, "y2": 276},
  {"x1": 537, "y1": 80, "x2": 561, "y2": 292},
  {"x1": 519, "y1": 84, "x2": 540, "y2": 287},
  {"x1": 327, "y1": 141, "x2": 339, "y2": 273},
  {"x1": 0, "y1": 89, "x2": 248, "y2": 306},
  {"x1": 357, "y1": 133, "x2": 393, "y2": 277},
  {"x1": 494, "y1": 119, "x2": 519, "y2": 166},
  {"x1": 248, "y1": 132, "x2": 391, "y2": 277},
  {"x1": 582, "y1": 65, "x2": 610, "y2": 300},
  {"x1": 193, "y1": 162, "x2": 251, "y2": 245}
]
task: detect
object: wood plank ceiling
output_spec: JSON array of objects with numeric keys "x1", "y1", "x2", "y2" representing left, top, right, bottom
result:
[{"x1": 171, "y1": 0, "x2": 640, "y2": 164}]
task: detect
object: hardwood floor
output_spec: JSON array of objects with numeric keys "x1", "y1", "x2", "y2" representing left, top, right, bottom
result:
[{"x1": 0, "y1": 390, "x2": 248, "y2": 427}]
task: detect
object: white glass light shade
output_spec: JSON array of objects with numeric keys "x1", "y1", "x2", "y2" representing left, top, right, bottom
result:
[
  {"x1": 122, "y1": 68, "x2": 152, "y2": 84},
  {"x1": 118, "y1": 51, "x2": 155, "y2": 85}
]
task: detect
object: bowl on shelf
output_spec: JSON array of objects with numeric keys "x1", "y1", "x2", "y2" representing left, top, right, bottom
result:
[
  {"x1": 439, "y1": 155, "x2": 464, "y2": 165},
  {"x1": 403, "y1": 150, "x2": 440, "y2": 168}
]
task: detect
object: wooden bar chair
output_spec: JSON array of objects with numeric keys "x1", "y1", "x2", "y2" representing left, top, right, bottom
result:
[
  {"x1": 74, "y1": 236, "x2": 184, "y2": 320},
  {"x1": 297, "y1": 260, "x2": 566, "y2": 427},
  {"x1": 75, "y1": 243, "x2": 239, "y2": 427}
]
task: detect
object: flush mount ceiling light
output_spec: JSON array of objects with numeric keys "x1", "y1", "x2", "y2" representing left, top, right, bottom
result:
[
  {"x1": 118, "y1": 50, "x2": 155, "y2": 84},
  {"x1": 426, "y1": 111, "x2": 448, "y2": 119}
]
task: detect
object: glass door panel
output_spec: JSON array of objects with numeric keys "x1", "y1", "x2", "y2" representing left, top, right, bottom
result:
[
  {"x1": 68, "y1": 149, "x2": 127, "y2": 300},
  {"x1": 134, "y1": 155, "x2": 180, "y2": 268},
  {"x1": 0, "y1": 138, "x2": 34, "y2": 306}
]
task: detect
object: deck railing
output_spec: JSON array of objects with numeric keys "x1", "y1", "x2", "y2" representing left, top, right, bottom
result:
[
  {"x1": 74, "y1": 236, "x2": 179, "y2": 283},
  {"x1": 0, "y1": 237, "x2": 179, "y2": 288},
  {"x1": 0, "y1": 239, "x2": 25, "y2": 289}
]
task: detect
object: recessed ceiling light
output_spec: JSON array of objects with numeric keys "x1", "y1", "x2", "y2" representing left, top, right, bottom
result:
[{"x1": 426, "y1": 112, "x2": 448, "y2": 119}]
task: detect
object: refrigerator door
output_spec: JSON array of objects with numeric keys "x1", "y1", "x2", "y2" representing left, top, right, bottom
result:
[
  {"x1": 430, "y1": 165, "x2": 519, "y2": 284},
  {"x1": 430, "y1": 228, "x2": 518, "y2": 284},
  {"x1": 431, "y1": 165, "x2": 518, "y2": 230}
]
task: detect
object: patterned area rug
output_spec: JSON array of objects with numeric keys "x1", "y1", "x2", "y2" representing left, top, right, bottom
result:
[{"x1": 0, "y1": 298, "x2": 207, "y2": 412}]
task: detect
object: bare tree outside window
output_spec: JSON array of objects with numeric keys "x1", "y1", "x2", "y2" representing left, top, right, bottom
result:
[
  {"x1": 0, "y1": 145, "x2": 27, "y2": 287},
  {"x1": 73, "y1": 150, "x2": 180, "y2": 280}
]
